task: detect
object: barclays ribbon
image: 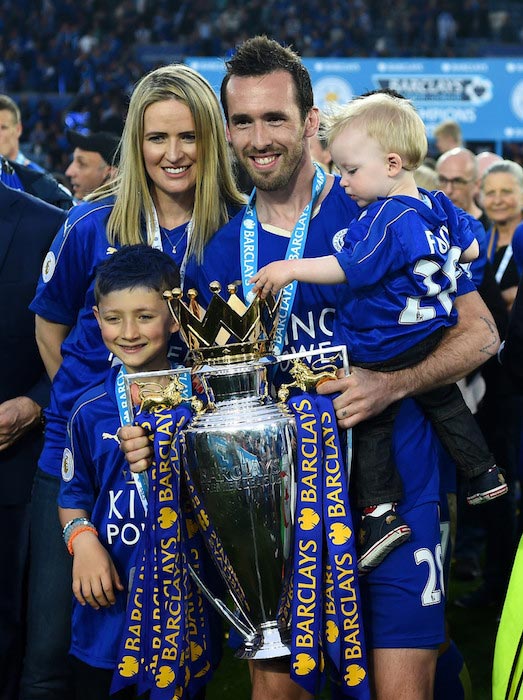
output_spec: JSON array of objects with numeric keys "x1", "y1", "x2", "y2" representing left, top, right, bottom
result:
[
  {"x1": 112, "y1": 405, "x2": 213, "y2": 699},
  {"x1": 288, "y1": 393, "x2": 370, "y2": 700},
  {"x1": 288, "y1": 394, "x2": 324, "y2": 696},
  {"x1": 317, "y1": 394, "x2": 369, "y2": 699}
]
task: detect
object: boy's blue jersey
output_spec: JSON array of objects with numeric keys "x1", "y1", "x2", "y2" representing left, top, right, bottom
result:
[
  {"x1": 30, "y1": 197, "x2": 188, "y2": 478},
  {"x1": 334, "y1": 189, "x2": 475, "y2": 364},
  {"x1": 58, "y1": 365, "x2": 146, "y2": 669},
  {"x1": 185, "y1": 177, "x2": 449, "y2": 510}
]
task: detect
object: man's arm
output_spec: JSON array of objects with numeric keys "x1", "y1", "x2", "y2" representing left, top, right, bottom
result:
[
  {"x1": 0, "y1": 397, "x2": 42, "y2": 452},
  {"x1": 35, "y1": 315, "x2": 71, "y2": 381},
  {"x1": 318, "y1": 290, "x2": 500, "y2": 428}
]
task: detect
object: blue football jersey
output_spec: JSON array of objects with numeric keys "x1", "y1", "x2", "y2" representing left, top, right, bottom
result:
[
  {"x1": 58, "y1": 366, "x2": 146, "y2": 669},
  {"x1": 334, "y1": 190, "x2": 475, "y2": 363},
  {"x1": 30, "y1": 198, "x2": 188, "y2": 478}
]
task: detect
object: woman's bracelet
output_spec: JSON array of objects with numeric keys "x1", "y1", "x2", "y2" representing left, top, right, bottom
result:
[{"x1": 67, "y1": 525, "x2": 98, "y2": 556}]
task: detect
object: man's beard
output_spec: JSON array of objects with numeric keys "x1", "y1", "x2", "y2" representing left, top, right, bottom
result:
[{"x1": 238, "y1": 140, "x2": 305, "y2": 192}]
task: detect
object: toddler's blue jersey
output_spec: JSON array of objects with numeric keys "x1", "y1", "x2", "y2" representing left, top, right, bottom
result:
[
  {"x1": 187, "y1": 179, "x2": 357, "y2": 358},
  {"x1": 334, "y1": 189, "x2": 475, "y2": 364},
  {"x1": 58, "y1": 365, "x2": 146, "y2": 669},
  {"x1": 185, "y1": 177, "x2": 451, "y2": 510},
  {"x1": 30, "y1": 198, "x2": 188, "y2": 478}
]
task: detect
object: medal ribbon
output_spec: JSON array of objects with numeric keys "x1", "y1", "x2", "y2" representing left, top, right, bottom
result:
[
  {"x1": 288, "y1": 393, "x2": 370, "y2": 700},
  {"x1": 240, "y1": 163, "x2": 326, "y2": 354},
  {"x1": 112, "y1": 405, "x2": 213, "y2": 699},
  {"x1": 146, "y1": 204, "x2": 193, "y2": 286}
]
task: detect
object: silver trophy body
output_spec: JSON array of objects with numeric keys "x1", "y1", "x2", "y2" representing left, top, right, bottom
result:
[{"x1": 184, "y1": 359, "x2": 296, "y2": 659}]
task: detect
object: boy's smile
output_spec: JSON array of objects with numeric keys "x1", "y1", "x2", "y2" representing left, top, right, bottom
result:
[{"x1": 93, "y1": 286, "x2": 178, "y2": 374}]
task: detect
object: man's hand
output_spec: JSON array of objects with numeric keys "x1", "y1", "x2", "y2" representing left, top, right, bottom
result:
[
  {"x1": 0, "y1": 396, "x2": 42, "y2": 451},
  {"x1": 317, "y1": 369, "x2": 400, "y2": 429},
  {"x1": 71, "y1": 532, "x2": 124, "y2": 609},
  {"x1": 118, "y1": 425, "x2": 153, "y2": 473}
]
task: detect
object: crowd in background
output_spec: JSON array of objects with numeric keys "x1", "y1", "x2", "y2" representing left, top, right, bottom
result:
[{"x1": 0, "y1": 0, "x2": 522, "y2": 172}]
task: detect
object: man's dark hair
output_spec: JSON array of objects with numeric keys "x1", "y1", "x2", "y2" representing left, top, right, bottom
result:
[
  {"x1": 220, "y1": 35, "x2": 313, "y2": 122},
  {"x1": 94, "y1": 244, "x2": 180, "y2": 303}
]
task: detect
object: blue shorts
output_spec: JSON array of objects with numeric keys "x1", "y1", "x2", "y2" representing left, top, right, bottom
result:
[{"x1": 359, "y1": 500, "x2": 446, "y2": 650}]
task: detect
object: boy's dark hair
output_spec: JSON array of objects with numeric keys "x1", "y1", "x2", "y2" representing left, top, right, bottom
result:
[
  {"x1": 220, "y1": 35, "x2": 313, "y2": 122},
  {"x1": 94, "y1": 244, "x2": 180, "y2": 303}
]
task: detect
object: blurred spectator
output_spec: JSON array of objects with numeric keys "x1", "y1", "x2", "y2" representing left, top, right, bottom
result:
[
  {"x1": 433, "y1": 119, "x2": 463, "y2": 155},
  {"x1": 309, "y1": 119, "x2": 335, "y2": 174},
  {"x1": 0, "y1": 94, "x2": 45, "y2": 172},
  {"x1": 1, "y1": 155, "x2": 72, "y2": 211},
  {"x1": 413, "y1": 163, "x2": 438, "y2": 190},
  {"x1": 476, "y1": 151, "x2": 503, "y2": 180},
  {"x1": 65, "y1": 129, "x2": 120, "y2": 201},
  {"x1": 436, "y1": 147, "x2": 487, "y2": 227}
]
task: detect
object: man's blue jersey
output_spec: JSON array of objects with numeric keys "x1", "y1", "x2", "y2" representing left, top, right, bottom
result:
[
  {"x1": 30, "y1": 198, "x2": 188, "y2": 478},
  {"x1": 334, "y1": 190, "x2": 476, "y2": 364},
  {"x1": 58, "y1": 366, "x2": 146, "y2": 669},
  {"x1": 185, "y1": 177, "x2": 451, "y2": 510}
]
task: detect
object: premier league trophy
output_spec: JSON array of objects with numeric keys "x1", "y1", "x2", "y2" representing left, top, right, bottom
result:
[
  {"x1": 163, "y1": 283, "x2": 344, "y2": 661},
  {"x1": 117, "y1": 282, "x2": 369, "y2": 699}
]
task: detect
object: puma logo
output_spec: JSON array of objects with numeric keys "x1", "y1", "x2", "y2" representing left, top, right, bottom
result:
[{"x1": 102, "y1": 431, "x2": 120, "y2": 443}]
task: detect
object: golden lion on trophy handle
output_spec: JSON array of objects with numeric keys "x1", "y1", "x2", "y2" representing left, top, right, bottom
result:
[{"x1": 277, "y1": 358, "x2": 339, "y2": 402}]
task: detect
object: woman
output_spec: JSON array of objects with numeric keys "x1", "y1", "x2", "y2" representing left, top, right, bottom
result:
[
  {"x1": 21, "y1": 64, "x2": 244, "y2": 699},
  {"x1": 481, "y1": 159, "x2": 523, "y2": 311}
]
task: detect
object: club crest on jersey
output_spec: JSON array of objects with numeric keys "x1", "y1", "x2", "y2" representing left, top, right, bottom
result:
[
  {"x1": 42, "y1": 251, "x2": 56, "y2": 283},
  {"x1": 61, "y1": 447, "x2": 74, "y2": 482},
  {"x1": 332, "y1": 228, "x2": 348, "y2": 253}
]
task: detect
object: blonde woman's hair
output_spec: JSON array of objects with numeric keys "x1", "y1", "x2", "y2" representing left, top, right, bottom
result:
[
  {"x1": 91, "y1": 64, "x2": 245, "y2": 262},
  {"x1": 325, "y1": 92, "x2": 428, "y2": 170}
]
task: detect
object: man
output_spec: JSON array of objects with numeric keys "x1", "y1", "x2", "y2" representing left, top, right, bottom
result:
[
  {"x1": 433, "y1": 119, "x2": 463, "y2": 155},
  {"x1": 0, "y1": 94, "x2": 45, "y2": 172},
  {"x1": 122, "y1": 37, "x2": 499, "y2": 700},
  {"x1": 65, "y1": 129, "x2": 120, "y2": 201},
  {"x1": 1, "y1": 155, "x2": 73, "y2": 211},
  {"x1": 436, "y1": 147, "x2": 489, "y2": 229},
  {"x1": 0, "y1": 181, "x2": 66, "y2": 700}
]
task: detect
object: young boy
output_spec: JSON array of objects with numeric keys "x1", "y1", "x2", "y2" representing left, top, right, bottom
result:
[
  {"x1": 58, "y1": 245, "x2": 181, "y2": 698},
  {"x1": 250, "y1": 92, "x2": 507, "y2": 573}
]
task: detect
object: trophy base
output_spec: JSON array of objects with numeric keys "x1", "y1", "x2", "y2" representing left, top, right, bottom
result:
[{"x1": 235, "y1": 622, "x2": 291, "y2": 660}]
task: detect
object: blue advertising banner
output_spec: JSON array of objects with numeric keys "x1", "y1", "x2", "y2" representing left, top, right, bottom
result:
[{"x1": 184, "y1": 56, "x2": 523, "y2": 150}]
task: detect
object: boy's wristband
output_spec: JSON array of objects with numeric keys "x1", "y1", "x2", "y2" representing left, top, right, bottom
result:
[
  {"x1": 63, "y1": 517, "x2": 97, "y2": 555},
  {"x1": 67, "y1": 525, "x2": 98, "y2": 556}
]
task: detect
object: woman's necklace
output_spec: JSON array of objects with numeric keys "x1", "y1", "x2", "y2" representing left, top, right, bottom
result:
[{"x1": 161, "y1": 224, "x2": 189, "y2": 254}]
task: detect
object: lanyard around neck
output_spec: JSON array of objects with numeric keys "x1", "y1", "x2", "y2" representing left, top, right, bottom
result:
[{"x1": 240, "y1": 162, "x2": 326, "y2": 354}]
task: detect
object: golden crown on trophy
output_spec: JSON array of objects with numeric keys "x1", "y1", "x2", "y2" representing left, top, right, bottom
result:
[{"x1": 163, "y1": 282, "x2": 281, "y2": 364}]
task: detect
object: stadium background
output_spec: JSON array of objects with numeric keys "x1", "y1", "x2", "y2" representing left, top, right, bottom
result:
[{"x1": 2, "y1": 0, "x2": 523, "y2": 176}]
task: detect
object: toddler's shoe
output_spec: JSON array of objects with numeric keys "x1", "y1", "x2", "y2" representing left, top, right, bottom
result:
[
  {"x1": 358, "y1": 508, "x2": 411, "y2": 574},
  {"x1": 466, "y1": 466, "x2": 508, "y2": 505}
]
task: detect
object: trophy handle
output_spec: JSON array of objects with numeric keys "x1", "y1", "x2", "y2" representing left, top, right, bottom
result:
[{"x1": 187, "y1": 563, "x2": 257, "y2": 641}]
